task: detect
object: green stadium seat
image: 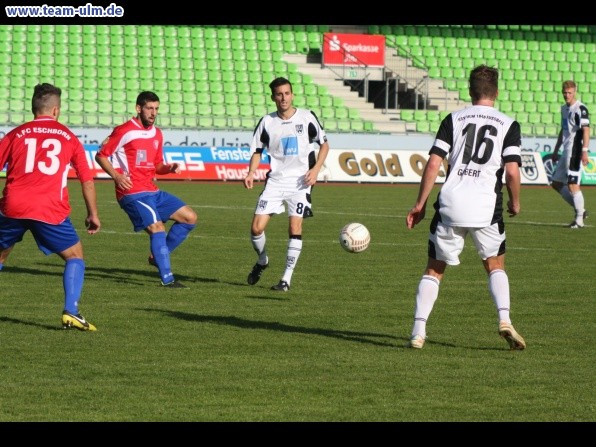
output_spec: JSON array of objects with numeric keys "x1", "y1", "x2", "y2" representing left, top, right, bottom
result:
[
  {"x1": 183, "y1": 103, "x2": 198, "y2": 115},
  {"x1": 324, "y1": 119, "x2": 338, "y2": 132},
  {"x1": 168, "y1": 116, "x2": 184, "y2": 127},
  {"x1": 211, "y1": 102, "x2": 226, "y2": 116},
  {"x1": 198, "y1": 115, "x2": 213, "y2": 128},
  {"x1": 350, "y1": 121, "x2": 365, "y2": 132},
  {"x1": 416, "y1": 121, "x2": 431, "y2": 133},
  {"x1": 540, "y1": 112, "x2": 554, "y2": 125},
  {"x1": 193, "y1": 102, "x2": 209, "y2": 117}
]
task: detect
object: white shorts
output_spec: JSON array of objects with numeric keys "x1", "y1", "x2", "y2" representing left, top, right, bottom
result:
[
  {"x1": 254, "y1": 184, "x2": 313, "y2": 218},
  {"x1": 429, "y1": 220, "x2": 506, "y2": 265},
  {"x1": 552, "y1": 149, "x2": 582, "y2": 185}
]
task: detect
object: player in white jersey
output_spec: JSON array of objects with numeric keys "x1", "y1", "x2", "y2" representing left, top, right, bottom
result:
[
  {"x1": 551, "y1": 80, "x2": 591, "y2": 228},
  {"x1": 405, "y1": 65, "x2": 526, "y2": 350},
  {"x1": 243, "y1": 77, "x2": 330, "y2": 292}
]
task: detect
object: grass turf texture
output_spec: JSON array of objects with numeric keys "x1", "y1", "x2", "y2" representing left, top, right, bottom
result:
[{"x1": 0, "y1": 179, "x2": 594, "y2": 422}]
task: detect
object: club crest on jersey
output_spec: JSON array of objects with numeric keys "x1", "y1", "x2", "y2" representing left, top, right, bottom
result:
[{"x1": 295, "y1": 124, "x2": 304, "y2": 135}]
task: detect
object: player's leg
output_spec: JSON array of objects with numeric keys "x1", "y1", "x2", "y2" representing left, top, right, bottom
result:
[
  {"x1": 0, "y1": 245, "x2": 14, "y2": 270},
  {"x1": 271, "y1": 189, "x2": 312, "y2": 291},
  {"x1": 551, "y1": 154, "x2": 575, "y2": 210},
  {"x1": 568, "y1": 179, "x2": 585, "y2": 228},
  {"x1": 0, "y1": 214, "x2": 25, "y2": 271},
  {"x1": 271, "y1": 215, "x2": 303, "y2": 291},
  {"x1": 31, "y1": 218, "x2": 96, "y2": 331},
  {"x1": 473, "y1": 223, "x2": 525, "y2": 350},
  {"x1": 159, "y1": 191, "x2": 198, "y2": 253},
  {"x1": 247, "y1": 187, "x2": 283, "y2": 285},
  {"x1": 247, "y1": 213, "x2": 271, "y2": 285},
  {"x1": 409, "y1": 218, "x2": 461, "y2": 348},
  {"x1": 121, "y1": 193, "x2": 183, "y2": 287}
]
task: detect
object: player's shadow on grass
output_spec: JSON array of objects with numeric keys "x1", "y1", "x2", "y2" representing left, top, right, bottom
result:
[
  {"x1": 83, "y1": 265, "x2": 218, "y2": 286},
  {"x1": 0, "y1": 265, "x2": 64, "y2": 277},
  {"x1": 1, "y1": 262, "x2": 217, "y2": 286},
  {"x1": 140, "y1": 309, "x2": 507, "y2": 351},
  {"x1": 142, "y1": 308, "x2": 403, "y2": 348},
  {"x1": 0, "y1": 316, "x2": 62, "y2": 331}
]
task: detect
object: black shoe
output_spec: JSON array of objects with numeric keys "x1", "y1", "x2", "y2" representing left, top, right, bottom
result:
[
  {"x1": 584, "y1": 210, "x2": 589, "y2": 220},
  {"x1": 271, "y1": 280, "x2": 290, "y2": 292},
  {"x1": 161, "y1": 280, "x2": 189, "y2": 289},
  {"x1": 247, "y1": 262, "x2": 268, "y2": 285}
]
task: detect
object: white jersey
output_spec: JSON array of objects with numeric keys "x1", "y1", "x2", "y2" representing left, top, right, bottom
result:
[
  {"x1": 560, "y1": 100, "x2": 590, "y2": 154},
  {"x1": 430, "y1": 105, "x2": 522, "y2": 227},
  {"x1": 560, "y1": 100, "x2": 590, "y2": 173},
  {"x1": 250, "y1": 107, "x2": 327, "y2": 189}
]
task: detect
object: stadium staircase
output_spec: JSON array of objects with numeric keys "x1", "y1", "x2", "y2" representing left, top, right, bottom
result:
[{"x1": 284, "y1": 53, "x2": 408, "y2": 133}]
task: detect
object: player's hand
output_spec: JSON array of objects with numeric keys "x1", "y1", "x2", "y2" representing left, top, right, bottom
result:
[
  {"x1": 169, "y1": 163, "x2": 181, "y2": 174},
  {"x1": 115, "y1": 173, "x2": 132, "y2": 190},
  {"x1": 85, "y1": 216, "x2": 101, "y2": 234},
  {"x1": 243, "y1": 174, "x2": 254, "y2": 189},
  {"x1": 507, "y1": 200, "x2": 520, "y2": 217},
  {"x1": 304, "y1": 168, "x2": 319, "y2": 186},
  {"x1": 406, "y1": 207, "x2": 425, "y2": 229}
]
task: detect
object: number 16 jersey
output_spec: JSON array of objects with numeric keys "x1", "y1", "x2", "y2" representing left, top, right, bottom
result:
[{"x1": 430, "y1": 105, "x2": 522, "y2": 227}]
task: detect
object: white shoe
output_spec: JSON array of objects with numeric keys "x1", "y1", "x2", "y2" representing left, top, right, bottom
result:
[
  {"x1": 498, "y1": 321, "x2": 526, "y2": 350},
  {"x1": 408, "y1": 334, "x2": 426, "y2": 349}
]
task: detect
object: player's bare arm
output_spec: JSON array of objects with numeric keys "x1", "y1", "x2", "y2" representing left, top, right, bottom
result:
[
  {"x1": 94, "y1": 153, "x2": 133, "y2": 190},
  {"x1": 505, "y1": 162, "x2": 521, "y2": 217},
  {"x1": 243, "y1": 152, "x2": 262, "y2": 189},
  {"x1": 155, "y1": 162, "x2": 181, "y2": 175},
  {"x1": 305, "y1": 141, "x2": 330, "y2": 186},
  {"x1": 80, "y1": 180, "x2": 101, "y2": 234},
  {"x1": 407, "y1": 153, "x2": 442, "y2": 229}
]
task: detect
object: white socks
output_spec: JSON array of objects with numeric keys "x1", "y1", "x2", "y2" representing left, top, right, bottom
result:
[
  {"x1": 411, "y1": 275, "x2": 440, "y2": 338},
  {"x1": 489, "y1": 269, "x2": 511, "y2": 324}
]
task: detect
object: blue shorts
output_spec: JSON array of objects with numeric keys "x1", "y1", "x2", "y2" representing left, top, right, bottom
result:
[
  {"x1": 0, "y1": 215, "x2": 80, "y2": 255},
  {"x1": 118, "y1": 190, "x2": 186, "y2": 232}
]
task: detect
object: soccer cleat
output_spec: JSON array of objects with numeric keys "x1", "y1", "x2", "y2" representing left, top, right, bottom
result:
[
  {"x1": 584, "y1": 210, "x2": 589, "y2": 220},
  {"x1": 247, "y1": 262, "x2": 268, "y2": 285},
  {"x1": 161, "y1": 280, "x2": 189, "y2": 289},
  {"x1": 569, "y1": 221, "x2": 584, "y2": 229},
  {"x1": 498, "y1": 321, "x2": 526, "y2": 350},
  {"x1": 148, "y1": 255, "x2": 157, "y2": 268},
  {"x1": 408, "y1": 335, "x2": 426, "y2": 349},
  {"x1": 62, "y1": 311, "x2": 97, "y2": 331},
  {"x1": 271, "y1": 280, "x2": 290, "y2": 292}
]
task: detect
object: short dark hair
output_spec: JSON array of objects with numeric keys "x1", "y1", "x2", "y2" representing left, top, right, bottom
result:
[
  {"x1": 136, "y1": 91, "x2": 160, "y2": 106},
  {"x1": 269, "y1": 77, "x2": 292, "y2": 94},
  {"x1": 468, "y1": 65, "x2": 498, "y2": 102},
  {"x1": 32, "y1": 83, "x2": 61, "y2": 115}
]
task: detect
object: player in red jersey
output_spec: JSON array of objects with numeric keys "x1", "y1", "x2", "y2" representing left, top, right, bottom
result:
[
  {"x1": 95, "y1": 91, "x2": 197, "y2": 289},
  {"x1": 0, "y1": 83, "x2": 101, "y2": 331}
]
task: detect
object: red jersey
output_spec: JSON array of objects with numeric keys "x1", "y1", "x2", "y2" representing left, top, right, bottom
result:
[
  {"x1": 96, "y1": 117, "x2": 164, "y2": 201},
  {"x1": 0, "y1": 116, "x2": 93, "y2": 224}
]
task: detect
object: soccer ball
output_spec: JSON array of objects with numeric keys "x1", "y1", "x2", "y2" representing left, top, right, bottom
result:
[{"x1": 339, "y1": 222, "x2": 370, "y2": 253}]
